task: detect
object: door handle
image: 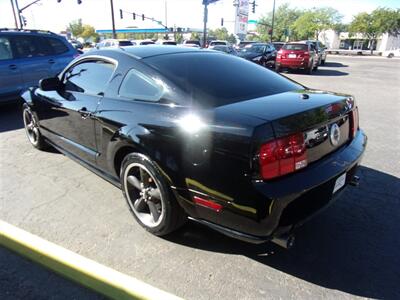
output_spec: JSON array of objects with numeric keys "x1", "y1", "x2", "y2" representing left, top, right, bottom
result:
[
  {"x1": 9, "y1": 64, "x2": 17, "y2": 70},
  {"x1": 78, "y1": 107, "x2": 92, "y2": 119},
  {"x1": 48, "y1": 59, "x2": 55, "y2": 64}
]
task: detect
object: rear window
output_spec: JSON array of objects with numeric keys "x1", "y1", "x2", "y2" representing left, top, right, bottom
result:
[
  {"x1": 145, "y1": 52, "x2": 302, "y2": 107},
  {"x1": 282, "y1": 44, "x2": 308, "y2": 51},
  {"x1": 119, "y1": 41, "x2": 133, "y2": 46}
]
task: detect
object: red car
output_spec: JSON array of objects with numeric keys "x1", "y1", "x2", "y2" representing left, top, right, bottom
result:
[{"x1": 275, "y1": 42, "x2": 319, "y2": 74}]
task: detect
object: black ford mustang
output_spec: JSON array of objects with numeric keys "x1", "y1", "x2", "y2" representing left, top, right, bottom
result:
[{"x1": 22, "y1": 46, "x2": 367, "y2": 248}]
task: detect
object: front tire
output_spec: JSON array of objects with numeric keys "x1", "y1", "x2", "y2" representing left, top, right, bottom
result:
[
  {"x1": 22, "y1": 104, "x2": 48, "y2": 150},
  {"x1": 120, "y1": 153, "x2": 186, "y2": 236}
]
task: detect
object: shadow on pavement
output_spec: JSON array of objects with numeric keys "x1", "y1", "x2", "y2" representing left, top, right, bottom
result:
[
  {"x1": 323, "y1": 62, "x2": 349, "y2": 68},
  {"x1": 314, "y1": 68, "x2": 349, "y2": 76},
  {"x1": 0, "y1": 246, "x2": 105, "y2": 300},
  {"x1": 0, "y1": 103, "x2": 24, "y2": 133},
  {"x1": 167, "y1": 166, "x2": 400, "y2": 299}
]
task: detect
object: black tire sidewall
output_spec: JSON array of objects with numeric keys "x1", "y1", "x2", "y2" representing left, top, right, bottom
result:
[{"x1": 120, "y1": 153, "x2": 183, "y2": 236}]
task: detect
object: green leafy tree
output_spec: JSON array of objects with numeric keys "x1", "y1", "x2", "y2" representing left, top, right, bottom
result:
[
  {"x1": 67, "y1": 19, "x2": 83, "y2": 38},
  {"x1": 209, "y1": 27, "x2": 230, "y2": 40},
  {"x1": 190, "y1": 32, "x2": 200, "y2": 40},
  {"x1": 292, "y1": 7, "x2": 342, "y2": 40},
  {"x1": 227, "y1": 34, "x2": 237, "y2": 44},
  {"x1": 175, "y1": 32, "x2": 184, "y2": 43},
  {"x1": 349, "y1": 8, "x2": 400, "y2": 54},
  {"x1": 257, "y1": 4, "x2": 301, "y2": 42},
  {"x1": 81, "y1": 24, "x2": 98, "y2": 41}
]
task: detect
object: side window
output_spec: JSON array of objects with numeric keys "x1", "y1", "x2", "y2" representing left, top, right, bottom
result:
[
  {"x1": 119, "y1": 69, "x2": 163, "y2": 101},
  {"x1": 63, "y1": 60, "x2": 115, "y2": 95},
  {"x1": 12, "y1": 35, "x2": 46, "y2": 58},
  {"x1": 105, "y1": 42, "x2": 111, "y2": 47},
  {"x1": 47, "y1": 37, "x2": 69, "y2": 54},
  {"x1": 0, "y1": 37, "x2": 13, "y2": 60}
]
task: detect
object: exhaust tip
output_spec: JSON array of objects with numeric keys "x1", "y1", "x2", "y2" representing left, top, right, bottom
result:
[{"x1": 271, "y1": 234, "x2": 295, "y2": 249}]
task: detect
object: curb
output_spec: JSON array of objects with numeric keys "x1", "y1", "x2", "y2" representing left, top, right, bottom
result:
[{"x1": 0, "y1": 220, "x2": 183, "y2": 300}]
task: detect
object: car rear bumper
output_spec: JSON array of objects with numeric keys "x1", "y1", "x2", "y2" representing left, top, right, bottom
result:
[
  {"x1": 277, "y1": 59, "x2": 310, "y2": 68},
  {"x1": 186, "y1": 129, "x2": 367, "y2": 243}
]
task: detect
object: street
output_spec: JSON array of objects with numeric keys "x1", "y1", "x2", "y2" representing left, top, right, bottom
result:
[{"x1": 1, "y1": 55, "x2": 399, "y2": 299}]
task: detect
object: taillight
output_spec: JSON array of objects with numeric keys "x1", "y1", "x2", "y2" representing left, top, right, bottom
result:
[
  {"x1": 259, "y1": 132, "x2": 307, "y2": 180},
  {"x1": 350, "y1": 107, "x2": 359, "y2": 138}
]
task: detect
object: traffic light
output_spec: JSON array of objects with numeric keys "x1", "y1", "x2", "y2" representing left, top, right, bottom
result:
[
  {"x1": 133, "y1": 13, "x2": 136, "y2": 20},
  {"x1": 221, "y1": 18, "x2": 224, "y2": 26},
  {"x1": 142, "y1": 14, "x2": 145, "y2": 21},
  {"x1": 119, "y1": 9, "x2": 123, "y2": 19},
  {"x1": 22, "y1": 16, "x2": 27, "y2": 26},
  {"x1": 252, "y1": 1, "x2": 256, "y2": 13},
  {"x1": 77, "y1": 0, "x2": 82, "y2": 4}
]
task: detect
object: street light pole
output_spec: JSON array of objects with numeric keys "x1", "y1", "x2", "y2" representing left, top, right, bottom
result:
[
  {"x1": 270, "y1": 0, "x2": 276, "y2": 42},
  {"x1": 203, "y1": 2, "x2": 208, "y2": 48},
  {"x1": 10, "y1": 0, "x2": 19, "y2": 28},
  {"x1": 110, "y1": 0, "x2": 116, "y2": 39}
]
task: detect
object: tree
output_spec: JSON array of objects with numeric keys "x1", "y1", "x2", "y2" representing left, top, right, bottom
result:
[
  {"x1": 292, "y1": 7, "x2": 342, "y2": 40},
  {"x1": 209, "y1": 27, "x2": 230, "y2": 40},
  {"x1": 349, "y1": 8, "x2": 400, "y2": 54},
  {"x1": 257, "y1": 4, "x2": 301, "y2": 42},
  {"x1": 81, "y1": 24, "x2": 98, "y2": 41},
  {"x1": 190, "y1": 32, "x2": 200, "y2": 40},
  {"x1": 67, "y1": 19, "x2": 83, "y2": 38}
]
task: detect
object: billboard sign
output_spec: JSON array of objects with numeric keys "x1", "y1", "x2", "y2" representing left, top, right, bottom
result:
[{"x1": 235, "y1": 0, "x2": 249, "y2": 35}]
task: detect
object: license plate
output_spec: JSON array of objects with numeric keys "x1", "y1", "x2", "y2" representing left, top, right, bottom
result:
[
  {"x1": 288, "y1": 54, "x2": 296, "y2": 58},
  {"x1": 333, "y1": 173, "x2": 346, "y2": 194}
]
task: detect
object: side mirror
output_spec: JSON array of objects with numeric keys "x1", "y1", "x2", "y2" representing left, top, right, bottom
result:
[{"x1": 39, "y1": 77, "x2": 61, "y2": 91}]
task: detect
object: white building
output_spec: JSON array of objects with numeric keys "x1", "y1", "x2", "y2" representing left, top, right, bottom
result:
[{"x1": 318, "y1": 29, "x2": 400, "y2": 52}]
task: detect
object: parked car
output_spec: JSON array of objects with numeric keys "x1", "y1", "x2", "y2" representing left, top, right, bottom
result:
[
  {"x1": 275, "y1": 42, "x2": 319, "y2": 74},
  {"x1": 235, "y1": 40, "x2": 257, "y2": 50},
  {"x1": 22, "y1": 46, "x2": 366, "y2": 248},
  {"x1": 272, "y1": 42, "x2": 284, "y2": 51},
  {"x1": 208, "y1": 40, "x2": 230, "y2": 48},
  {"x1": 209, "y1": 45, "x2": 237, "y2": 55},
  {"x1": 382, "y1": 48, "x2": 400, "y2": 58},
  {"x1": 182, "y1": 40, "x2": 201, "y2": 47},
  {"x1": 96, "y1": 39, "x2": 133, "y2": 49},
  {"x1": 156, "y1": 40, "x2": 177, "y2": 45},
  {"x1": 69, "y1": 39, "x2": 83, "y2": 50},
  {"x1": 0, "y1": 28, "x2": 78, "y2": 104},
  {"x1": 238, "y1": 43, "x2": 276, "y2": 68},
  {"x1": 139, "y1": 40, "x2": 155, "y2": 45},
  {"x1": 300, "y1": 40, "x2": 327, "y2": 65}
]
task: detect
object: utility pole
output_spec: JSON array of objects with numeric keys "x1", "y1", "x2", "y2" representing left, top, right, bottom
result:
[
  {"x1": 110, "y1": 0, "x2": 116, "y2": 39},
  {"x1": 10, "y1": 0, "x2": 19, "y2": 28},
  {"x1": 270, "y1": 0, "x2": 276, "y2": 42},
  {"x1": 14, "y1": 0, "x2": 23, "y2": 28},
  {"x1": 203, "y1": 2, "x2": 208, "y2": 48}
]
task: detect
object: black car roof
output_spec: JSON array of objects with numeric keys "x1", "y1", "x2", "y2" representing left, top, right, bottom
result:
[{"x1": 119, "y1": 45, "x2": 203, "y2": 59}]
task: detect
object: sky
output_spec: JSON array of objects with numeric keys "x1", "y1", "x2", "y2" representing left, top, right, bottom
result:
[{"x1": 0, "y1": 0, "x2": 399, "y2": 34}]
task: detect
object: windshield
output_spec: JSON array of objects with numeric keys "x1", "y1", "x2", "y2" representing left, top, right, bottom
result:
[
  {"x1": 282, "y1": 44, "x2": 308, "y2": 51},
  {"x1": 243, "y1": 45, "x2": 266, "y2": 53},
  {"x1": 210, "y1": 41, "x2": 226, "y2": 46},
  {"x1": 145, "y1": 52, "x2": 302, "y2": 107}
]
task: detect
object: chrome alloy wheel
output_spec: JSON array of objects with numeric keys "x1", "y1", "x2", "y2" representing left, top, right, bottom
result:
[
  {"x1": 123, "y1": 163, "x2": 165, "y2": 228},
  {"x1": 23, "y1": 108, "x2": 39, "y2": 146}
]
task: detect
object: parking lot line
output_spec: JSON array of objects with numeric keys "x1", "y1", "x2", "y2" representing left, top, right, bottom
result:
[{"x1": 0, "y1": 220, "x2": 183, "y2": 300}]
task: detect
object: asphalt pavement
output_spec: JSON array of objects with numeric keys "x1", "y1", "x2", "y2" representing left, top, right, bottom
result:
[{"x1": 0, "y1": 56, "x2": 399, "y2": 299}]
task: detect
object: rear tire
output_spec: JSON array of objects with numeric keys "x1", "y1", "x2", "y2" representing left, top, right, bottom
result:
[
  {"x1": 388, "y1": 53, "x2": 394, "y2": 58},
  {"x1": 22, "y1": 104, "x2": 49, "y2": 150},
  {"x1": 120, "y1": 153, "x2": 186, "y2": 236}
]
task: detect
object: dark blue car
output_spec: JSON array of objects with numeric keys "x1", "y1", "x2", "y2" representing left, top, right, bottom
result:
[{"x1": 0, "y1": 29, "x2": 78, "y2": 103}]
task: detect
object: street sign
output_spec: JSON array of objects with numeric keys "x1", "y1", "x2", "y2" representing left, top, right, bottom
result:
[{"x1": 202, "y1": 0, "x2": 220, "y2": 5}]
